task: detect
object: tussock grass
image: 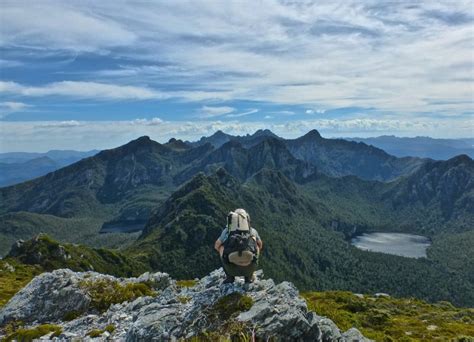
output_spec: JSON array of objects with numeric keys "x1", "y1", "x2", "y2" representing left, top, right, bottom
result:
[{"x1": 302, "y1": 291, "x2": 474, "y2": 341}]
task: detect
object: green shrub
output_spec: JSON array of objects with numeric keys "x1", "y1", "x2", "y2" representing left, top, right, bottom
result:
[
  {"x1": 63, "y1": 310, "x2": 83, "y2": 321},
  {"x1": 4, "y1": 324, "x2": 62, "y2": 342},
  {"x1": 105, "y1": 324, "x2": 116, "y2": 333},
  {"x1": 210, "y1": 293, "x2": 254, "y2": 321},
  {"x1": 0, "y1": 259, "x2": 42, "y2": 308},
  {"x1": 86, "y1": 325, "x2": 115, "y2": 338},
  {"x1": 87, "y1": 329, "x2": 103, "y2": 338},
  {"x1": 178, "y1": 295, "x2": 191, "y2": 304},
  {"x1": 176, "y1": 279, "x2": 198, "y2": 288},
  {"x1": 80, "y1": 279, "x2": 155, "y2": 313}
]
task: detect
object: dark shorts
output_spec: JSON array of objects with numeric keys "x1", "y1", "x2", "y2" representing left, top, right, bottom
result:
[{"x1": 220, "y1": 255, "x2": 259, "y2": 277}]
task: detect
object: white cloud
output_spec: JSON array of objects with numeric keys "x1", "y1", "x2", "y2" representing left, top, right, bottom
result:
[
  {"x1": 131, "y1": 117, "x2": 163, "y2": 126},
  {"x1": 226, "y1": 109, "x2": 259, "y2": 118},
  {"x1": 199, "y1": 105, "x2": 235, "y2": 118},
  {"x1": 0, "y1": 1, "x2": 473, "y2": 121},
  {"x1": 0, "y1": 81, "x2": 168, "y2": 101},
  {"x1": 1, "y1": 117, "x2": 472, "y2": 152},
  {"x1": 0, "y1": 101, "x2": 30, "y2": 111},
  {"x1": 0, "y1": 1, "x2": 136, "y2": 52},
  {"x1": 306, "y1": 109, "x2": 326, "y2": 115},
  {"x1": 37, "y1": 120, "x2": 83, "y2": 128},
  {"x1": 0, "y1": 101, "x2": 31, "y2": 118}
]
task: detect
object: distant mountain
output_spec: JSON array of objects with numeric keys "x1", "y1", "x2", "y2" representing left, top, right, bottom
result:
[
  {"x1": 0, "y1": 157, "x2": 59, "y2": 187},
  {"x1": 176, "y1": 138, "x2": 317, "y2": 184},
  {"x1": 386, "y1": 154, "x2": 474, "y2": 233},
  {"x1": 347, "y1": 136, "x2": 474, "y2": 160},
  {"x1": 189, "y1": 129, "x2": 426, "y2": 181},
  {"x1": 0, "y1": 150, "x2": 99, "y2": 186},
  {"x1": 190, "y1": 129, "x2": 281, "y2": 149},
  {"x1": 0, "y1": 136, "x2": 211, "y2": 219},
  {"x1": 285, "y1": 130, "x2": 426, "y2": 181},
  {"x1": 0, "y1": 149, "x2": 99, "y2": 166}
]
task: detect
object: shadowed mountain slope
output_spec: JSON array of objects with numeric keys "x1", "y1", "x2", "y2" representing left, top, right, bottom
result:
[{"x1": 285, "y1": 130, "x2": 426, "y2": 181}]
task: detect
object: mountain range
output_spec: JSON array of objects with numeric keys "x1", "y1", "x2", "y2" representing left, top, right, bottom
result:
[
  {"x1": 2, "y1": 132, "x2": 471, "y2": 187},
  {"x1": 0, "y1": 129, "x2": 473, "y2": 306},
  {"x1": 0, "y1": 150, "x2": 98, "y2": 187},
  {"x1": 348, "y1": 136, "x2": 474, "y2": 160}
]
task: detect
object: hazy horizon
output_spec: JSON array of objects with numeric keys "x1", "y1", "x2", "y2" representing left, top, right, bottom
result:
[{"x1": 0, "y1": 129, "x2": 473, "y2": 154}]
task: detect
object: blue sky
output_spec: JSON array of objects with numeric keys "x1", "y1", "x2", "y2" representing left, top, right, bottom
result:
[{"x1": 0, "y1": 0, "x2": 473, "y2": 152}]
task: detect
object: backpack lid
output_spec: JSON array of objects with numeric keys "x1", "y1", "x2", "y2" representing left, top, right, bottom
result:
[{"x1": 227, "y1": 209, "x2": 250, "y2": 232}]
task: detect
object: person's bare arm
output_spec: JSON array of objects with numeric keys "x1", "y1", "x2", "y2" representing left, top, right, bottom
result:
[{"x1": 214, "y1": 239, "x2": 223, "y2": 252}]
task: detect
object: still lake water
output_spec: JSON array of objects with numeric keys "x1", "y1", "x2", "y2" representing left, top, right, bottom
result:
[{"x1": 351, "y1": 232, "x2": 431, "y2": 258}]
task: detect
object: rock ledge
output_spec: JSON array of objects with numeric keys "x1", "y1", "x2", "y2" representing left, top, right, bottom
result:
[{"x1": 0, "y1": 268, "x2": 370, "y2": 341}]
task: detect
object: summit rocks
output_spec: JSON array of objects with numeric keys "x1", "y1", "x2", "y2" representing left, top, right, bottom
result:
[{"x1": 0, "y1": 268, "x2": 370, "y2": 341}]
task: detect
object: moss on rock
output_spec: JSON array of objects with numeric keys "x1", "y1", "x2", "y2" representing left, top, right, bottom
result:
[
  {"x1": 4, "y1": 324, "x2": 62, "y2": 342},
  {"x1": 210, "y1": 293, "x2": 254, "y2": 321},
  {"x1": 80, "y1": 279, "x2": 155, "y2": 313}
]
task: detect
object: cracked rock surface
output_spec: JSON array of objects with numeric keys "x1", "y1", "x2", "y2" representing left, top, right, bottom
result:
[{"x1": 0, "y1": 268, "x2": 371, "y2": 341}]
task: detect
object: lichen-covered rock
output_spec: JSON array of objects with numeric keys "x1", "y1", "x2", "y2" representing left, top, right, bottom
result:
[
  {"x1": 0, "y1": 268, "x2": 170, "y2": 326},
  {"x1": 0, "y1": 269, "x2": 91, "y2": 325},
  {"x1": 0, "y1": 268, "x2": 371, "y2": 342}
]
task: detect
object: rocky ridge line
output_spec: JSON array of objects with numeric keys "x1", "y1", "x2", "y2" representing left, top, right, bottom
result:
[{"x1": 0, "y1": 268, "x2": 370, "y2": 341}]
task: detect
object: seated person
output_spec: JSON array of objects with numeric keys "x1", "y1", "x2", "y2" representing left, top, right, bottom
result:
[{"x1": 214, "y1": 208, "x2": 263, "y2": 284}]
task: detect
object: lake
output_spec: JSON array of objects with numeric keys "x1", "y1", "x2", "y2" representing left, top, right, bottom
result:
[
  {"x1": 351, "y1": 232, "x2": 431, "y2": 258},
  {"x1": 99, "y1": 223, "x2": 145, "y2": 234}
]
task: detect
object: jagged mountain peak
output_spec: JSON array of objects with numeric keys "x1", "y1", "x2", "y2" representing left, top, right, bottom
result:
[
  {"x1": 446, "y1": 154, "x2": 473, "y2": 165},
  {"x1": 300, "y1": 129, "x2": 323, "y2": 140},
  {"x1": 98, "y1": 135, "x2": 169, "y2": 159},
  {"x1": 251, "y1": 129, "x2": 279, "y2": 138},
  {"x1": 211, "y1": 130, "x2": 230, "y2": 138},
  {"x1": 165, "y1": 138, "x2": 190, "y2": 150},
  {"x1": 122, "y1": 135, "x2": 165, "y2": 151}
]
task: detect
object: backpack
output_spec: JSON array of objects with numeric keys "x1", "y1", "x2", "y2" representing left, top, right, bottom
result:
[
  {"x1": 227, "y1": 209, "x2": 251, "y2": 232},
  {"x1": 223, "y1": 210, "x2": 257, "y2": 266}
]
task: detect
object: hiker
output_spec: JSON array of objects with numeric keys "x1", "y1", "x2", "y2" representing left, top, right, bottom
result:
[{"x1": 214, "y1": 208, "x2": 263, "y2": 284}]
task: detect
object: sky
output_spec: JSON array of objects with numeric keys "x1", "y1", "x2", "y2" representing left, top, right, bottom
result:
[{"x1": 0, "y1": 0, "x2": 473, "y2": 152}]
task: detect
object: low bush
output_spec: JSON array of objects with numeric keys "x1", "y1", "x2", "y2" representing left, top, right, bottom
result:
[
  {"x1": 80, "y1": 279, "x2": 155, "y2": 313},
  {"x1": 4, "y1": 324, "x2": 62, "y2": 342}
]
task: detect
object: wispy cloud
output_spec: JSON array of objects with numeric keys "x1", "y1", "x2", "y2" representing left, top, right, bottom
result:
[
  {"x1": 226, "y1": 109, "x2": 259, "y2": 118},
  {"x1": 37, "y1": 120, "x2": 83, "y2": 128},
  {"x1": 0, "y1": 101, "x2": 31, "y2": 118},
  {"x1": 0, "y1": 1, "x2": 136, "y2": 52},
  {"x1": 0, "y1": 81, "x2": 168, "y2": 101},
  {"x1": 306, "y1": 109, "x2": 326, "y2": 115},
  {"x1": 199, "y1": 105, "x2": 235, "y2": 118},
  {"x1": 131, "y1": 118, "x2": 163, "y2": 126}
]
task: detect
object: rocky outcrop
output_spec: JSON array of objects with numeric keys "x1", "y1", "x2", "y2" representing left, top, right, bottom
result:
[{"x1": 0, "y1": 268, "x2": 370, "y2": 341}]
